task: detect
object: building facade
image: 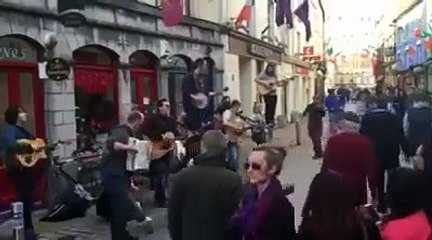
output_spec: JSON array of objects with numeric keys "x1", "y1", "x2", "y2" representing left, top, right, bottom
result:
[
  {"x1": 394, "y1": 0, "x2": 428, "y2": 90},
  {"x1": 0, "y1": 0, "x2": 224, "y2": 214}
]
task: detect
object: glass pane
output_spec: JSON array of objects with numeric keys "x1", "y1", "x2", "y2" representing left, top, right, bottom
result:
[
  {"x1": 168, "y1": 73, "x2": 184, "y2": 117},
  {"x1": 143, "y1": 76, "x2": 153, "y2": 100},
  {"x1": 0, "y1": 69, "x2": 8, "y2": 166},
  {"x1": 130, "y1": 73, "x2": 138, "y2": 104},
  {"x1": 19, "y1": 73, "x2": 35, "y2": 135}
]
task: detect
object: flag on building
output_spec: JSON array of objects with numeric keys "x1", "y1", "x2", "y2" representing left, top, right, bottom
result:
[
  {"x1": 294, "y1": 0, "x2": 312, "y2": 41},
  {"x1": 275, "y1": 0, "x2": 293, "y2": 28},
  {"x1": 162, "y1": 0, "x2": 183, "y2": 27},
  {"x1": 236, "y1": 0, "x2": 255, "y2": 26}
]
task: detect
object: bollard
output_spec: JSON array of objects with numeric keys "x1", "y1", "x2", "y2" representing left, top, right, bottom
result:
[
  {"x1": 11, "y1": 202, "x2": 25, "y2": 240},
  {"x1": 295, "y1": 121, "x2": 301, "y2": 146}
]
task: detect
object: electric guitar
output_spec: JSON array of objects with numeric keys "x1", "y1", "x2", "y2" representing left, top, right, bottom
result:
[{"x1": 191, "y1": 87, "x2": 229, "y2": 109}]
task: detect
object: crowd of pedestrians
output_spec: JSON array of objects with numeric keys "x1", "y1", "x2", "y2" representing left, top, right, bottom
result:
[{"x1": 167, "y1": 86, "x2": 432, "y2": 240}]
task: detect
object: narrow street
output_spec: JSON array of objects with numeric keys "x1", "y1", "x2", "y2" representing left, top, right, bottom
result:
[
  {"x1": 2, "y1": 104, "x2": 362, "y2": 240},
  {"x1": 28, "y1": 120, "x2": 322, "y2": 240}
]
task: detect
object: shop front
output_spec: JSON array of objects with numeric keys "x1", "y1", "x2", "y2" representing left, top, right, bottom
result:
[
  {"x1": 395, "y1": 13, "x2": 428, "y2": 91},
  {"x1": 73, "y1": 45, "x2": 119, "y2": 144},
  {"x1": 224, "y1": 30, "x2": 283, "y2": 117},
  {"x1": 129, "y1": 50, "x2": 159, "y2": 115},
  {"x1": 0, "y1": 34, "x2": 46, "y2": 219}
]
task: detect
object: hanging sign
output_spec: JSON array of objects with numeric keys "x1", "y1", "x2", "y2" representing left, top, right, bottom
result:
[
  {"x1": 45, "y1": 58, "x2": 70, "y2": 81},
  {"x1": 58, "y1": 0, "x2": 86, "y2": 27}
]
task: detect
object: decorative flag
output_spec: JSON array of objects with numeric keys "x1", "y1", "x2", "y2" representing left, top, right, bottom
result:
[
  {"x1": 275, "y1": 0, "x2": 293, "y2": 28},
  {"x1": 236, "y1": 0, "x2": 255, "y2": 26},
  {"x1": 415, "y1": 27, "x2": 422, "y2": 40},
  {"x1": 162, "y1": 0, "x2": 183, "y2": 27},
  {"x1": 326, "y1": 47, "x2": 334, "y2": 56},
  {"x1": 294, "y1": 0, "x2": 311, "y2": 41},
  {"x1": 408, "y1": 46, "x2": 416, "y2": 56},
  {"x1": 426, "y1": 37, "x2": 432, "y2": 51}
]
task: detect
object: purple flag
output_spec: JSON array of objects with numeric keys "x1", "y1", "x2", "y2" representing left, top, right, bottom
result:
[
  {"x1": 275, "y1": 0, "x2": 293, "y2": 28},
  {"x1": 294, "y1": 0, "x2": 312, "y2": 41}
]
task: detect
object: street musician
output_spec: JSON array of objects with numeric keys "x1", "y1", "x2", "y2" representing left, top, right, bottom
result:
[
  {"x1": 141, "y1": 98, "x2": 180, "y2": 207},
  {"x1": 222, "y1": 100, "x2": 247, "y2": 172}
]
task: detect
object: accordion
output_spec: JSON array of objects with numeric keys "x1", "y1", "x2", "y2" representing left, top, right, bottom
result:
[{"x1": 126, "y1": 138, "x2": 150, "y2": 172}]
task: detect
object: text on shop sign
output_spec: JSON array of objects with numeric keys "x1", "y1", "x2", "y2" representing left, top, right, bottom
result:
[{"x1": 0, "y1": 47, "x2": 26, "y2": 61}]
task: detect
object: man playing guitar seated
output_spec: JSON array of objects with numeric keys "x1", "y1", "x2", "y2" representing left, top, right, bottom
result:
[
  {"x1": 222, "y1": 100, "x2": 246, "y2": 172},
  {"x1": 141, "y1": 99, "x2": 180, "y2": 207}
]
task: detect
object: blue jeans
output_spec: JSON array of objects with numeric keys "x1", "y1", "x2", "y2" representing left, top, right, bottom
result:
[{"x1": 227, "y1": 142, "x2": 240, "y2": 172}]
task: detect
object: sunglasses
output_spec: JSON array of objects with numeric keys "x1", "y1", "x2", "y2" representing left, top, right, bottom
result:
[{"x1": 244, "y1": 162, "x2": 261, "y2": 171}]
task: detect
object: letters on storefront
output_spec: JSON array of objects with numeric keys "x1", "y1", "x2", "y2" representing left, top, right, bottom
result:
[
  {"x1": 0, "y1": 47, "x2": 26, "y2": 61},
  {"x1": 228, "y1": 31, "x2": 283, "y2": 63}
]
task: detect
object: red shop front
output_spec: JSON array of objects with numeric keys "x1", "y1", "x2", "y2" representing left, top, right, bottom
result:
[
  {"x1": 0, "y1": 35, "x2": 46, "y2": 220},
  {"x1": 129, "y1": 51, "x2": 159, "y2": 115},
  {"x1": 73, "y1": 45, "x2": 119, "y2": 138}
]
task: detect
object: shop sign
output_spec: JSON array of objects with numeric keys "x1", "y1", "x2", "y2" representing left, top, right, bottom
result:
[
  {"x1": 0, "y1": 37, "x2": 37, "y2": 62},
  {"x1": 45, "y1": 58, "x2": 70, "y2": 81},
  {"x1": 58, "y1": 0, "x2": 86, "y2": 27},
  {"x1": 249, "y1": 44, "x2": 272, "y2": 58},
  {"x1": 303, "y1": 46, "x2": 314, "y2": 56}
]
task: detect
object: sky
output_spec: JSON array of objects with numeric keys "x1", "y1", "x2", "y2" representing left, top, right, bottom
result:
[{"x1": 324, "y1": 0, "x2": 397, "y2": 55}]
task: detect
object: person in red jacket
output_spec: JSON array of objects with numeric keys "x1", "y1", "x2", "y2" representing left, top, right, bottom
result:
[{"x1": 322, "y1": 111, "x2": 379, "y2": 207}]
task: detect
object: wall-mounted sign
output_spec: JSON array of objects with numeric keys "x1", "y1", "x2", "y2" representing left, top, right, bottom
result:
[
  {"x1": 0, "y1": 36, "x2": 37, "y2": 62},
  {"x1": 45, "y1": 58, "x2": 70, "y2": 81},
  {"x1": 58, "y1": 0, "x2": 86, "y2": 27},
  {"x1": 303, "y1": 46, "x2": 314, "y2": 56},
  {"x1": 249, "y1": 44, "x2": 272, "y2": 58}
]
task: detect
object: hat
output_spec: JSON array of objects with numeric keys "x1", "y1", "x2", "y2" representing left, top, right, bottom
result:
[{"x1": 342, "y1": 111, "x2": 360, "y2": 124}]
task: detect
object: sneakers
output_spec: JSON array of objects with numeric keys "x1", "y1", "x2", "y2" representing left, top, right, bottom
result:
[{"x1": 126, "y1": 217, "x2": 154, "y2": 237}]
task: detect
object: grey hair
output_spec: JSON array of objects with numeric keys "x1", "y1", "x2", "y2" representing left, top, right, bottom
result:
[{"x1": 201, "y1": 130, "x2": 227, "y2": 152}]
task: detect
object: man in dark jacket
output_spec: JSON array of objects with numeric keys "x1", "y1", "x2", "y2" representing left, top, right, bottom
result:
[
  {"x1": 168, "y1": 130, "x2": 243, "y2": 240},
  {"x1": 360, "y1": 96, "x2": 411, "y2": 213},
  {"x1": 303, "y1": 96, "x2": 325, "y2": 159}
]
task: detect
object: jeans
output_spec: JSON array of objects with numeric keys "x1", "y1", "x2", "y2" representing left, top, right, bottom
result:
[
  {"x1": 150, "y1": 158, "x2": 169, "y2": 206},
  {"x1": 9, "y1": 169, "x2": 36, "y2": 231},
  {"x1": 263, "y1": 95, "x2": 277, "y2": 124},
  {"x1": 102, "y1": 176, "x2": 145, "y2": 240},
  {"x1": 227, "y1": 142, "x2": 240, "y2": 172},
  {"x1": 309, "y1": 131, "x2": 323, "y2": 157}
]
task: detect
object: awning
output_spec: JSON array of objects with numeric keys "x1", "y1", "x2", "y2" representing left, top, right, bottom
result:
[{"x1": 74, "y1": 69, "x2": 114, "y2": 94}]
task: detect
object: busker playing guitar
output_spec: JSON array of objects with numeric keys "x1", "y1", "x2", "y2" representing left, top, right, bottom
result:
[
  {"x1": 141, "y1": 99, "x2": 180, "y2": 208},
  {"x1": 222, "y1": 100, "x2": 247, "y2": 172},
  {"x1": 255, "y1": 64, "x2": 282, "y2": 126},
  {"x1": 2, "y1": 107, "x2": 42, "y2": 239}
]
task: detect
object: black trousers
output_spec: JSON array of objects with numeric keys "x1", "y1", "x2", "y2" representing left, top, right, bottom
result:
[
  {"x1": 377, "y1": 163, "x2": 398, "y2": 213},
  {"x1": 9, "y1": 169, "x2": 36, "y2": 231},
  {"x1": 150, "y1": 156, "x2": 170, "y2": 206},
  {"x1": 103, "y1": 176, "x2": 145, "y2": 240},
  {"x1": 263, "y1": 95, "x2": 277, "y2": 124}
]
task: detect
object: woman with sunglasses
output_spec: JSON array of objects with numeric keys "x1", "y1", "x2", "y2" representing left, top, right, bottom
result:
[{"x1": 228, "y1": 146, "x2": 296, "y2": 240}]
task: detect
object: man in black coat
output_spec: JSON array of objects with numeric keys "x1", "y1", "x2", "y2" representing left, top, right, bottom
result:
[
  {"x1": 168, "y1": 130, "x2": 243, "y2": 240},
  {"x1": 360, "y1": 96, "x2": 412, "y2": 213}
]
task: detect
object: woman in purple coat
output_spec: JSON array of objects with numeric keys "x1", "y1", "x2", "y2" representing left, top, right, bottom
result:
[{"x1": 229, "y1": 146, "x2": 296, "y2": 240}]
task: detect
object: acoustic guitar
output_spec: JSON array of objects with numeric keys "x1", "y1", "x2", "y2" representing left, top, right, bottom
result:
[
  {"x1": 16, "y1": 138, "x2": 48, "y2": 168},
  {"x1": 191, "y1": 87, "x2": 229, "y2": 109},
  {"x1": 256, "y1": 79, "x2": 285, "y2": 96}
]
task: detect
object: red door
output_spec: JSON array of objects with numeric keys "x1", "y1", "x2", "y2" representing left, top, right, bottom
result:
[
  {"x1": 130, "y1": 69, "x2": 158, "y2": 114},
  {"x1": 0, "y1": 66, "x2": 45, "y2": 218}
]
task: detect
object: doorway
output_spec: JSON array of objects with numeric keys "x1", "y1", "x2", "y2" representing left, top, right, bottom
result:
[
  {"x1": 0, "y1": 66, "x2": 45, "y2": 215},
  {"x1": 130, "y1": 69, "x2": 158, "y2": 114}
]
